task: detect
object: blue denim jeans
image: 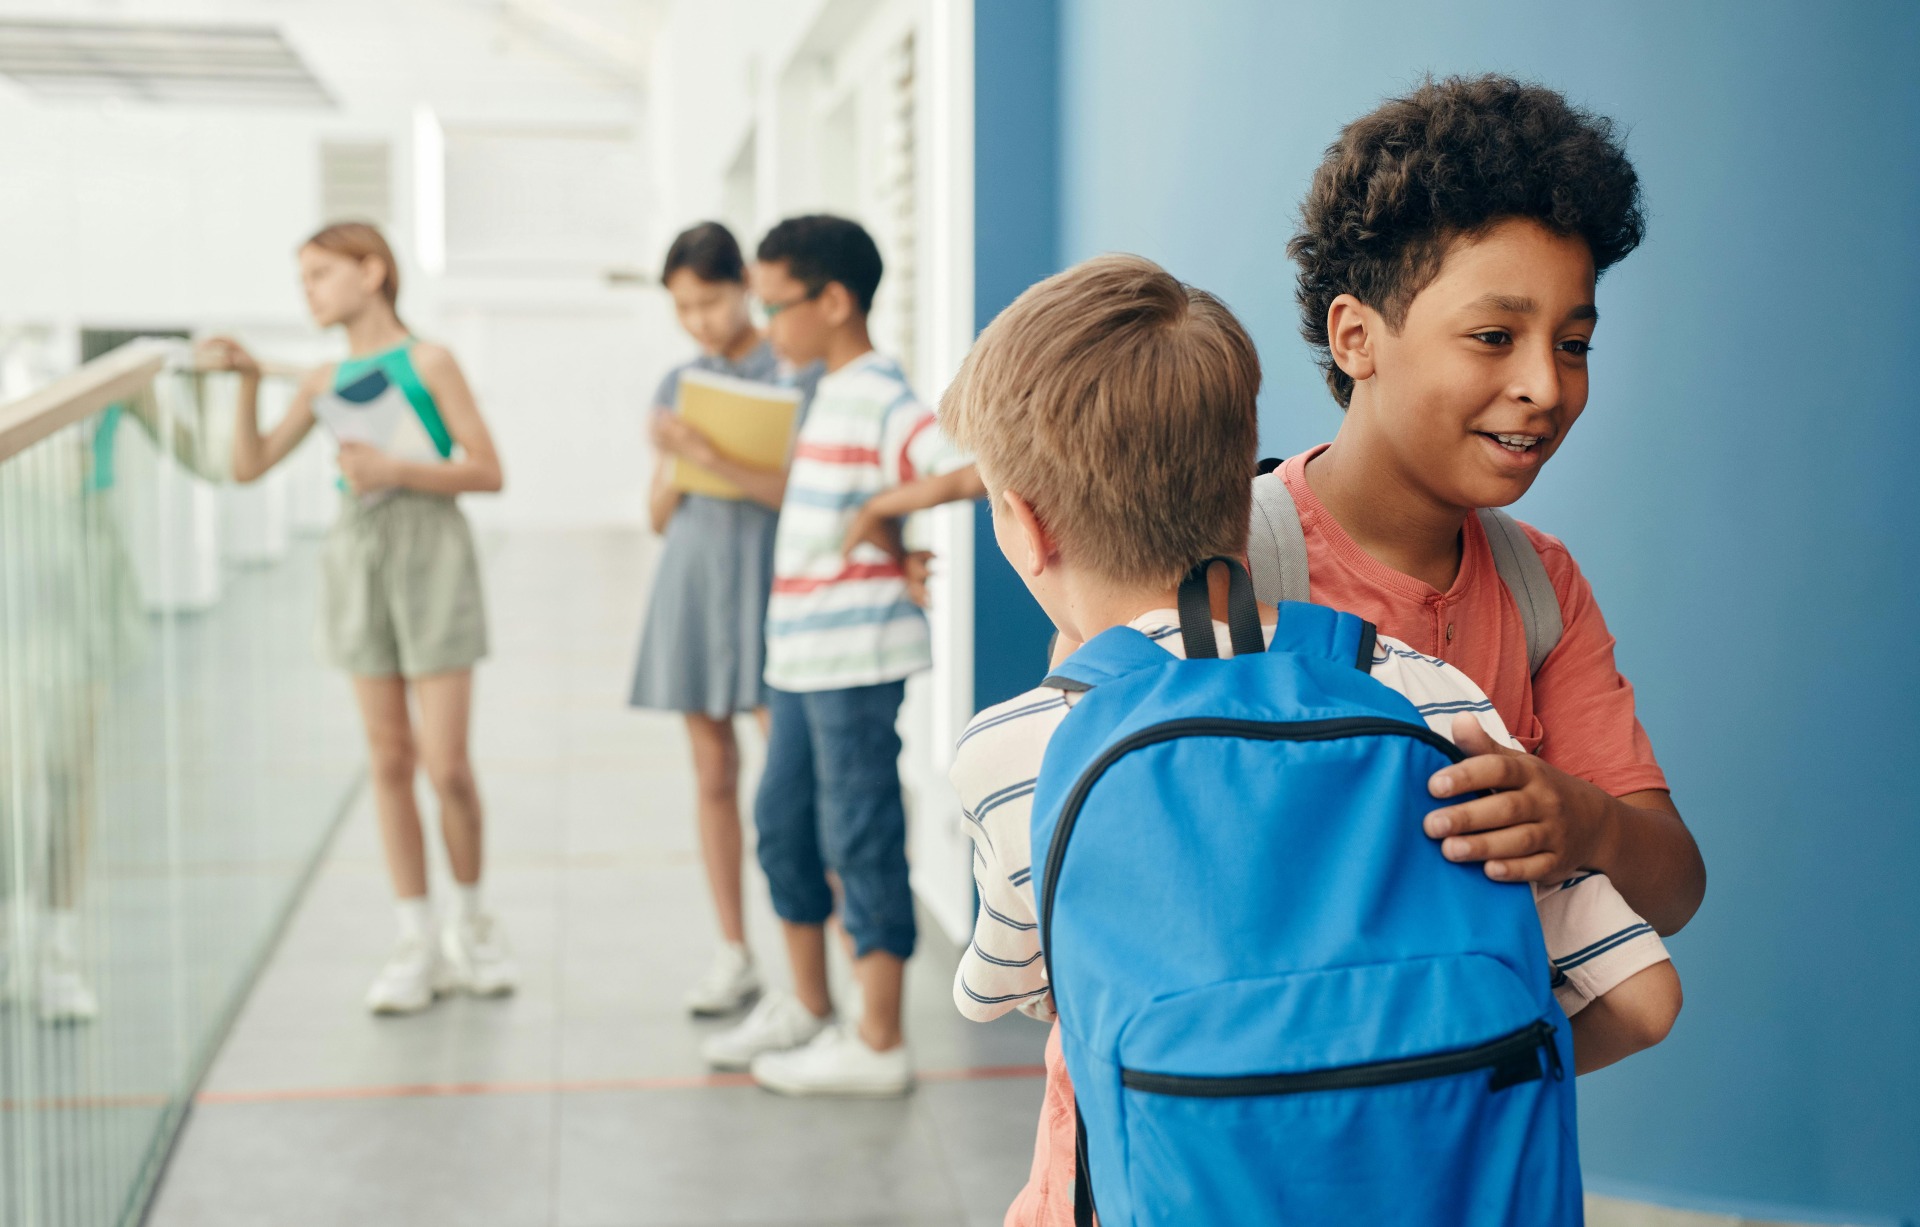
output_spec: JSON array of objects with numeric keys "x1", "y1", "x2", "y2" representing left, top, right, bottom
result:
[{"x1": 754, "y1": 681, "x2": 916, "y2": 961}]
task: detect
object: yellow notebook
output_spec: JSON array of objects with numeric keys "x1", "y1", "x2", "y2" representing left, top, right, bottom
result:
[{"x1": 668, "y1": 367, "x2": 802, "y2": 500}]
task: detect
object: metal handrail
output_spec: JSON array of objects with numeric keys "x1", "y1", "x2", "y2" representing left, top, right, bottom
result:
[{"x1": 0, "y1": 338, "x2": 172, "y2": 465}]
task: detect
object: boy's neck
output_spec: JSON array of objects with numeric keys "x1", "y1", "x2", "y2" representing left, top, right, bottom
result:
[
  {"x1": 1053, "y1": 575, "x2": 1182, "y2": 645},
  {"x1": 1306, "y1": 415, "x2": 1472, "y2": 592},
  {"x1": 821, "y1": 320, "x2": 876, "y2": 374}
]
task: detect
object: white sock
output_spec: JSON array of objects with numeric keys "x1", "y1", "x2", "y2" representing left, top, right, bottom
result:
[
  {"x1": 395, "y1": 897, "x2": 433, "y2": 940},
  {"x1": 452, "y1": 883, "x2": 483, "y2": 925}
]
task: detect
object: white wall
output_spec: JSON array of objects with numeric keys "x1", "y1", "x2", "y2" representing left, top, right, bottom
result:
[{"x1": 0, "y1": 100, "x2": 320, "y2": 327}]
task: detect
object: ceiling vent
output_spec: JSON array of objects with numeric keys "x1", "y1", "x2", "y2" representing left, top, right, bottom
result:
[{"x1": 0, "y1": 18, "x2": 332, "y2": 109}]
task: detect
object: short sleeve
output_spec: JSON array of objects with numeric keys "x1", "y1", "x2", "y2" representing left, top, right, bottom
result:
[
  {"x1": 949, "y1": 693, "x2": 1060, "y2": 1024},
  {"x1": 1527, "y1": 529, "x2": 1670, "y2": 797},
  {"x1": 1370, "y1": 637, "x2": 1526, "y2": 750},
  {"x1": 879, "y1": 394, "x2": 968, "y2": 490},
  {"x1": 651, "y1": 366, "x2": 682, "y2": 412},
  {"x1": 1533, "y1": 872, "x2": 1670, "y2": 1017}
]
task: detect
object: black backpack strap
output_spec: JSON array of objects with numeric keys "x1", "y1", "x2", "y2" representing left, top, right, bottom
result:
[
  {"x1": 1176, "y1": 556, "x2": 1265, "y2": 660},
  {"x1": 1354, "y1": 618, "x2": 1378, "y2": 672}
]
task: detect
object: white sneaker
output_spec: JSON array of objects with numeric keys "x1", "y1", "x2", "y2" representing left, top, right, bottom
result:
[
  {"x1": 751, "y1": 1023, "x2": 913, "y2": 1098},
  {"x1": 700, "y1": 989, "x2": 828, "y2": 1070},
  {"x1": 365, "y1": 934, "x2": 446, "y2": 1015},
  {"x1": 441, "y1": 913, "x2": 517, "y2": 997},
  {"x1": 37, "y1": 916, "x2": 98, "y2": 1024},
  {"x1": 38, "y1": 962, "x2": 99, "y2": 1025},
  {"x1": 685, "y1": 944, "x2": 761, "y2": 1017}
]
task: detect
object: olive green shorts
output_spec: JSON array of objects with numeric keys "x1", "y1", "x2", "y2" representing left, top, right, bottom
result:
[{"x1": 320, "y1": 491, "x2": 488, "y2": 678}]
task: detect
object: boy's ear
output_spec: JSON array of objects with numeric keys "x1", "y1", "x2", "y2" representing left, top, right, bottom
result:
[
  {"x1": 1326, "y1": 293, "x2": 1378, "y2": 388},
  {"x1": 819, "y1": 281, "x2": 857, "y2": 328},
  {"x1": 1000, "y1": 489, "x2": 1057, "y2": 578}
]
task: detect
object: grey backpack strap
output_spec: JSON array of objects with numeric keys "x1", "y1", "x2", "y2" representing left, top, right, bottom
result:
[
  {"x1": 1248, "y1": 471, "x2": 1311, "y2": 605},
  {"x1": 1476, "y1": 507, "x2": 1564, "y2": 676}
]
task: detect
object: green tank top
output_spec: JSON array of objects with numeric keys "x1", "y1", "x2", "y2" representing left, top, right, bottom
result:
[{"x1": 316, "y1": 340, "x2": 454, "y2": 462}]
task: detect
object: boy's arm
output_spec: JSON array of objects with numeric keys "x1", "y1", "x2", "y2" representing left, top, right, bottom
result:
[
  {"x1": 841, "y1": 463, "x2": 986, "y2": 558},
  {"x1": 953, "y1": 837, "x2": 1053, "y2": 1024},
  {"x1": 1427, "y1": 720, "x2": 1705, "y2": 935},
  {"x1": 949, "y1": 718, "x2": 1054, "y2": 1024},
  {"x1": 1533, "y1": 866, "x2": 1679, "y2": 1073},
  {"x1": 1569, "y1": 960, "x2": 1681, "y2": 1075}
]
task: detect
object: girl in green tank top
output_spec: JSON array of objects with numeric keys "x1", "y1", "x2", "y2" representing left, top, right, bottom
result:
[{"x1": 202, "y1": 222, "x2": 513, "y2": 1018}]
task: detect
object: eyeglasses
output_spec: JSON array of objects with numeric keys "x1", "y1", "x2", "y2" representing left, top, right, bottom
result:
[{"x1": 758, "y1": 284, "x2": 825, "y2": 319}]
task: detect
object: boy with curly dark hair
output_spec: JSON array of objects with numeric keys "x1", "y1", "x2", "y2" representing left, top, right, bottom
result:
[
  {"x1": 999, "y1": 74, "x2": 1702, "y2": 1223},
  {"x1": 1274, "y1": 74, "x2": 1703, "y2": 943}
]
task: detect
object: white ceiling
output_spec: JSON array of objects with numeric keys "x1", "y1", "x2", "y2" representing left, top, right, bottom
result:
[{"x1": 0, "y1": 0, "x2": 669, "y2": 121}]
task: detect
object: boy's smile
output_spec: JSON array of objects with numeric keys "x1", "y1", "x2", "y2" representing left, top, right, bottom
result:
[{"x1": 1342, "y1": 218, "x2": 1599, "y2": 513}]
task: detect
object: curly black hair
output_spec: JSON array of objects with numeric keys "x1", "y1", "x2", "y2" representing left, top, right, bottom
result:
[{"x1": 1289, "y1": 74, "x2": 1646, "y2": 407}]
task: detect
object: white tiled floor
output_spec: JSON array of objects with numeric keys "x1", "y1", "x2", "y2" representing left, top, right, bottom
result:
[{"x1": 144, "y1": 529, "x2": 1047, "y2": 1227}]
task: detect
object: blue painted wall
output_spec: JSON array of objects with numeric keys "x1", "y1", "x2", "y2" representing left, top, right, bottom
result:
[
  {"x1": 971, "y1": 0, "x2": 1061, "y2": 708},
  {"x1": 975, "y1": 0, "x2": 1920, "y2": 1218}
]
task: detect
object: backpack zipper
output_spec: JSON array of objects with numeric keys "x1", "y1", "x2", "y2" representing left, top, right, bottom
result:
[
  {"x1": 1038, "y1": 716, "x2": 1467, "y2": 995},
  {"x1": 1120, "y1": 1018, "x2": 1560, "y2": 1098}
]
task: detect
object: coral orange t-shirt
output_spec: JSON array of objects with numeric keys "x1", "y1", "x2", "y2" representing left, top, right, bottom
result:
[
  {"x1": 1278, "y1": 445, "x2": 1667, "y2": 797},
  {"x1": 1003, "y1": 446, "x2": 1670, "y2": 1227}
]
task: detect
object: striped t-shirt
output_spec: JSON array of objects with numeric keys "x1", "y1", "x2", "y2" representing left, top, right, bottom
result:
[
  {"x1": 763, "y1": 350, "x2": 967, "y2": 693},
  {"x1": 951, "y1": 610, "x2": 1670, "y2": 1025}
]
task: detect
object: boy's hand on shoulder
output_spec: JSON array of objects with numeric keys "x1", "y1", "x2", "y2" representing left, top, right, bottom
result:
[{"x1": 1423, "y1": 715, "x2": 1618, "y2": 885}]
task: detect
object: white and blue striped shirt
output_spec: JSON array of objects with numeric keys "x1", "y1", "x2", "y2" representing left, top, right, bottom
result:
[
  {"x1": 763, "y1": 351, "x2": 967, "y2": 693},
  {"x1": 951, "y1": 610, "x2": 1669, "y2": 1023}
]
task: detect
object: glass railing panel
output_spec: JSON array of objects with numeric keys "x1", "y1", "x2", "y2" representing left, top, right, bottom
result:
[{"x1": 0, "y1": 348, "x2": 362, "y2": 1226}]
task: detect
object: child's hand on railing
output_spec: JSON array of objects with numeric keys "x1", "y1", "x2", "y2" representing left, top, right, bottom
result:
[{"x1": 196, "y1": 337, "x2": 260, "y2": 380}]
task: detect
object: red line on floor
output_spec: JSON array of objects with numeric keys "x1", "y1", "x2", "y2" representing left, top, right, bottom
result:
[{"x1": 194, "y1": 1063, "x2": 1045, "y2": 1106}]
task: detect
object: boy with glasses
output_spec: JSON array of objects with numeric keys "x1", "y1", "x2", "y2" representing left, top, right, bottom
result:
[{"x1": 701, "y1": 214, "x2": 985, "y2": 1096}]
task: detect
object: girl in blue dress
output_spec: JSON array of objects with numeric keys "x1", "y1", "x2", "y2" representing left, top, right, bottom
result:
[{"x1": 632, "y1": 223, "x2": 808, "y2": 1016}]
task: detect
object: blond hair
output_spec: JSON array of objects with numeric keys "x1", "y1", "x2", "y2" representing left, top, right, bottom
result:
[{"x1": 941, "y1": 254, "x2": 1261, "y2": 587}]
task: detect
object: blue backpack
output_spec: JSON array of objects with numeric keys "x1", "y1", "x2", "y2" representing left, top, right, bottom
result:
[{"x1": 1033, "y1": 558, "x2": 1579, "y2": 1226}]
